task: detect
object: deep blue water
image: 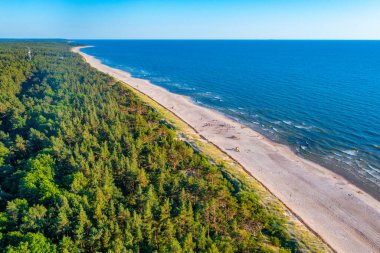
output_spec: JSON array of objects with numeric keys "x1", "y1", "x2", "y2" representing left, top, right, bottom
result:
[{"x1": 79, "y1": 40, "x2": 380, "y2": 198}]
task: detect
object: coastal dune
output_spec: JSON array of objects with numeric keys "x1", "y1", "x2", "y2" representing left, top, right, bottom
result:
[{"x1": 73, "y1": 46, "x2": 380, "y2": 253}]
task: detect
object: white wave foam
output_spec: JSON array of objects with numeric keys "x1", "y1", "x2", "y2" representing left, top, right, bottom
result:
[
  {"x1": 213, "y1": 95, "x2": 222, "y2": 101},
  {"x1": 342, "y1": 149, "x2": 358, "y2": 156},
  {"x1": 295, "y1": 124, "x2": 313, "y2": 130},
  {"x1": 168, "y1": 83, "x2": 196, "y2": 91},
  {"x1": 154, "y1": 77, "x2": 171, "y2": 82},
  {"x1": 196, "y1": 92, "x2": 221, "y2": 100}
]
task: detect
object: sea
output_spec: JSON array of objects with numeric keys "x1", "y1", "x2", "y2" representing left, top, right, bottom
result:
[{"x1": 78, "y1": 40, "x2": 380, "y2": 199}]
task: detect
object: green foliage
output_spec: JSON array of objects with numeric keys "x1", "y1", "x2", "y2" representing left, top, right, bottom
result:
[
  {"x1": 0, "y1": 42, "x2": 298, "y2": 252},
  {"x1": 5, "y1": 232, "x2": 57, "y2": 253},
  {"x1": 0, "y1": 143, "x2": 8, "y2": 167},
  {"x1": 19, "y1": 154, "x2": 60, "y2": 203}
]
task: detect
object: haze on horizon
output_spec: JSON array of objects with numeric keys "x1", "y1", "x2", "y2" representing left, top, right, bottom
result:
[{"x1": 0, "y1": 0, "x2": 379, "y2": 40}]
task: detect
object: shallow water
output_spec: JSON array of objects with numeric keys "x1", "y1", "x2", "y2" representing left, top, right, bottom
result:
[{"x1": 79, "y1": 40, "x2": 380, "y2": 198}]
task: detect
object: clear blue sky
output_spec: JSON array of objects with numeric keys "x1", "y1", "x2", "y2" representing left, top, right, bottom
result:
[{"x1": 0, "y1": 0, "x2": 379, "y2": 39}]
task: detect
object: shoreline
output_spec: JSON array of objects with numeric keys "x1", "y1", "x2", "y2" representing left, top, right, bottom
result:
[
  {"x1": 72, "y1": 46, "x2": 380, "y2": 253},
  {"x1": 199, "y1": 103, "x2": 380, "y2": 201}
]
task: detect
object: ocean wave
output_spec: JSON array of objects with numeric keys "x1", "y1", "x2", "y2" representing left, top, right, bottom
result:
[
  {"x1": 213, "y1": 96, "x2": 223, "y2": 101},
  {"x1": 195, "y1": 92, "x2": 223, "y2": 101},
  {"x1": 167, "y1": 82, "x2": 196, "y2": 91},
  {"x1": 342, "y1": 149, "x2": 359, "y2": 156},
  {"x1": 355, "y1": 161, "x2": 380, "y2": 182},
  {"x1": 278, "y1": 120, "x2": 316, "y2": 132},
  {"x1": 294, "y1": 124, "x2": 313, "y2": 130},
  {"x1": 139, "y1": 70, "x2": 150, "y2": 76},
  {"x1": 228, "y1": 108, "x2": 248, "y2": 116},
  {"x1": 153, "y1": 77, "x2": 171, "y2": 83}
]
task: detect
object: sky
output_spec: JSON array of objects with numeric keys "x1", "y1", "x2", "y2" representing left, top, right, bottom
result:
[{"x1": 0, "y1": 0, "x2": 379, "y2": 39}]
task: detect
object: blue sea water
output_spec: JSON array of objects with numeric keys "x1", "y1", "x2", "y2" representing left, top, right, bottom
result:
[{"x1": 79, "y1": 40, "x2": 380, "y2": 198}]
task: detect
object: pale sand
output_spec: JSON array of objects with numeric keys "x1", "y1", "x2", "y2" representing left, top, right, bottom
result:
[{"x1": 72, "y1": 46, "x2": 380, "y2": 253}]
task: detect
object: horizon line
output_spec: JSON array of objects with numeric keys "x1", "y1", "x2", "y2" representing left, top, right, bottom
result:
[{"x1": 1, "y1": 38, "x2": 380, "y2": 41}]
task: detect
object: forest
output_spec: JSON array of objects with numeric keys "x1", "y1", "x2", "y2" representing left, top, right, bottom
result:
[{"x1": 0, "y1": 42, "x2": 297, "y2": 252}]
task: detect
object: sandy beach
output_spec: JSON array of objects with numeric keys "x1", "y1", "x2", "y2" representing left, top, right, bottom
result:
[{"x1": 73, "y1": 46, "x2": 380, "y2": 253}]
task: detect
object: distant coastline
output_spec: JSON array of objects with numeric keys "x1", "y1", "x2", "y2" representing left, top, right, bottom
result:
[{"x1": 73, "y1": 46, "x2": 380, "y2": 252}]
